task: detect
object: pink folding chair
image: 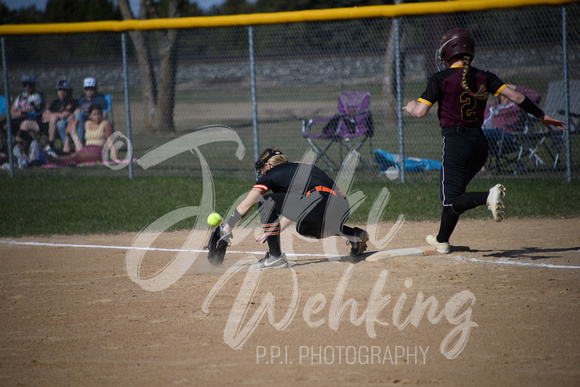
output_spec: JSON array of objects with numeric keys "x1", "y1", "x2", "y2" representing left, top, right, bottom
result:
[{"x1": 299, "y1": 90, "x2": 374, "y2": 171}]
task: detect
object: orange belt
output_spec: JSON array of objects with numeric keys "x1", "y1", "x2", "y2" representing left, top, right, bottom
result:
[{"x1": 305, "y1": 186, "x2": 341, "y2": 197}]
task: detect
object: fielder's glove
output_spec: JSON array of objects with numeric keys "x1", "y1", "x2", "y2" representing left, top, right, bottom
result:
[{"x1": 206, "y1": 224, "x2": 232, "y2": 266}]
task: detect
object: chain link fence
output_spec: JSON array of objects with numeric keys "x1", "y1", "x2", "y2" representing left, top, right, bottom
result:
[{"x1": 1, "y1": 2, "x2": 579, "y2": 181}]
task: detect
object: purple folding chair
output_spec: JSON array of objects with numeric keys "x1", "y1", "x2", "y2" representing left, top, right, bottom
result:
[{"x1": 299, "y1": 90, "x2": 374, "y2": 172}]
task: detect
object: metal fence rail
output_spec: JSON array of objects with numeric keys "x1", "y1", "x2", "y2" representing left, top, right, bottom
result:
[{"x1": 1, "y1": 1, "x2": 578, "y2": 181}]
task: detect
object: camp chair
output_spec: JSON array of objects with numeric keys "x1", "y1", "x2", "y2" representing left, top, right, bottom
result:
[
  {"x1": 483, "y1": 85, "x2": 540, "y2": 173},
  {"x1": 544, "y1": 80, "x2": 580, "y2": 131},
  {"x1": 485, "y1": 112, "x2": 546, "y2": 174},
  {"x1": 486, "y1": 82, "x2": 576, "y2": 174},
  {"x1": 0, "y1": 95, "x2": 7, "y2": 116},
  {"x1": 299, "y1": 90, "x2": 374, "y2": 172},
  {"x1": 508, "y1": 80, "x2": 579, "y2": 173},
  {"x1": 487, "y1": 112, "x2": 564, "y2": 175},
  {"x1": 539, "y1": 80, "x2": 580, "y2": 169}
]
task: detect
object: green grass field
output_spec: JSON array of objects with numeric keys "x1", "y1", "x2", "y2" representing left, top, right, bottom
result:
[{"x1": 1, "y1": 177, "x2": 578, "y2": 237}]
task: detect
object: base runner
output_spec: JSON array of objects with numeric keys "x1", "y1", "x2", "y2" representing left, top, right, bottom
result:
[{"x1": 402, "y1": 28, "x2": 565, "y2": 254}]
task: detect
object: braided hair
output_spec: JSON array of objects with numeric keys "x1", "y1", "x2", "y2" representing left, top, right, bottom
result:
[{"x1": 459, "y1": 55, "x2": 488, "y2": 100}]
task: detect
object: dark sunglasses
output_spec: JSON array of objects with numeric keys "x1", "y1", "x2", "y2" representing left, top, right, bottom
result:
[
  {"x1": 22, "y1": 82, "x2": 34, "y2": 87},
  {"x1": 15, "y1": 140, "x2": 24, "y2": 144},
  {"x1": 84, "y1": 87, "x2": 96, "y2": 91}
]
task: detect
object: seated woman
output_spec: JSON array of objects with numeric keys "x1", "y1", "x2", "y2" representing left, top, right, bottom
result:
[
  {"x1": 13, "y1": 130, "x2": 46, "y2": 168},
  {"x1": 50, "y1": 103, "x2": 118, "y2": 164},
  {"x1": 482, "y1": 84, "x2": 542, "y2": 157}
]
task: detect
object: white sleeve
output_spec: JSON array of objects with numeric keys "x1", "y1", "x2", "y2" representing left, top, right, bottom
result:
[
  {"x1": 12, "y1": 95, "x2": 21, "y2": 109},
  {"x1": 13, "y1": 145, "x2": 25, "y2": 168},
  {"x1": 29, "y1": 93, "x2": 44, "y2": 109},
  {"x1": 29, "y1": 141, "x2": 43, "y2": 162}
]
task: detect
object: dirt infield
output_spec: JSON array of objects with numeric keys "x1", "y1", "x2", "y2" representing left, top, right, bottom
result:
[{"x1": 1, "y1": 218, "x2": 579, "y2": 386}]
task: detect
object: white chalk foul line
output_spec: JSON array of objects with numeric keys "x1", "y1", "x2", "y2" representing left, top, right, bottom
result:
[
  {"x1": 0, "y1": 240, "x2": 335, "y2": 258},
  {"x1": 1, "y1": 239, "x2": 579, "y2": 269},
  {"x1": 446, "y1": 255, "x2": 580, "y2": 270}
]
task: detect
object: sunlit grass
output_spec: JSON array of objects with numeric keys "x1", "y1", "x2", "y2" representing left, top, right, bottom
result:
[{"x1": 1, "y1": 177, "x2": 578, "y2": 237}]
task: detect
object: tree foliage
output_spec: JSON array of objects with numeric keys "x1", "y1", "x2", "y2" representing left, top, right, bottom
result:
[
  {"x1": 44, "y1": 0, "x2": 121, "y2": 22},
  {"x1": 1, "y1": 0, "x2": 120, "y2": 23},
  {"x1": 0, "y1": 3, "x2": 44, "y2": 24}
]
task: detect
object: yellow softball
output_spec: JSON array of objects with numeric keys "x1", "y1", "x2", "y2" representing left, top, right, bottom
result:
[{"x1": 207, "y1": 212, "x2": 222, "y2": 227}]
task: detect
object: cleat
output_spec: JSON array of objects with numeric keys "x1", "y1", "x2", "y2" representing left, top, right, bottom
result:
[
  {"x1": 249, "y1": 252, "x2": 288, "y2": 271},
  {"x1": 487, "y1": 184, "x2": 506, "y2": 222},
  {"x1": 426, "y1": 234, "x2": 450, "y2": 254},
  {"x1": 348, "y1": 227, "x2": 369, "y2": 256},
  {"x1": 44, "y1": 144, "x2": 58, "y2": 158}
]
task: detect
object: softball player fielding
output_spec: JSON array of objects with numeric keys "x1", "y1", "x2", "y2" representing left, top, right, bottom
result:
[{"x1": 222, "y1": 147, "x2": 369, "y2": 270}]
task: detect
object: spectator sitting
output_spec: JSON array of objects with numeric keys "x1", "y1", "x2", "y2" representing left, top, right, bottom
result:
[
  {"x1": 63, "y1": 77, "x2": 109, "y2": 153},
  {"x1": 43, "y1": 79, "x2": 78, "y2": 155},
  {"x1": 13, "y1": 130, "x2": 46, "y2": 168},
  {"x1": 51, "y1": 104, "x2": 118, "y2": 165},
  {"x1": 483, "y1": 84, "x2": 542, "y2": 157},
  {"x1": 10, "y1": 75, "x2": 45, "y2": 135}
]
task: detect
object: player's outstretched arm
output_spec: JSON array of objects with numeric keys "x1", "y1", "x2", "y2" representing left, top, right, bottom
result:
[
  {"x1": 501, "y1": 87, "x2": 566, "y2": 131},
  {"x1": 403, "y1": 100, "x2": 431, "y2": 118},
  {"x1": 223, "y1": 187, "x2": 265, "y2": 234},
  {"x1": 541, "y1": 115, "x2": 566, "y2": 131}
]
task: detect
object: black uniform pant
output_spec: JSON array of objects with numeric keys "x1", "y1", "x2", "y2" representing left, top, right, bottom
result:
[
  {"x1": 437, "y1": 129, "x2": 490, "y2": 243},
  {"x1": 258, "y1": 191, "x2": 354, "y2": 257}
]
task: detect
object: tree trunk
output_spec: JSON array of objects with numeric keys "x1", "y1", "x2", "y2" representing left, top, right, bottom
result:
[
  {"x1": 118, "y1": 0, "x2": 182, "y2": 133},
  {"x1": 151, "y1": 28, "x2": 178, "y2": 133}
]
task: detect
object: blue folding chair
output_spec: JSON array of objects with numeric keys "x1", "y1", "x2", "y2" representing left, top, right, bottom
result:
[{"x1": 0, "y1": 95, "x2": 7, "y2": 116}]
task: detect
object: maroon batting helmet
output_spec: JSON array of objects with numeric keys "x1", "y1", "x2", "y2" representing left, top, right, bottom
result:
[{"x1": 437, "y1": 28, "x2": 475, "y2": 66}]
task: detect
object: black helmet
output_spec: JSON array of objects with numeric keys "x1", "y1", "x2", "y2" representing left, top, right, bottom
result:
[
  {"x1": 437, "y1": 28, "x2": 475, "y2": 66},
  {"x1": 255, "y1": 148, "x2": 283, "y2": 179}
]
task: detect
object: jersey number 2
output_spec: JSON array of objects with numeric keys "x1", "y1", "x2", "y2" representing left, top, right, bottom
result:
[{"x1": 460, "y1": 92, "x2": 477, "y2": 122}]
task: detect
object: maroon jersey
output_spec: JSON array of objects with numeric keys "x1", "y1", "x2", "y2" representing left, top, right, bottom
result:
[{"x1": 418, "y1": 64, "x2": 507, "y2": 129}]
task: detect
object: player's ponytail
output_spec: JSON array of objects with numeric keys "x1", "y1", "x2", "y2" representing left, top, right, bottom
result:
[{"x1": 460, "y1": 55, "x2": 488, "y2": 100}]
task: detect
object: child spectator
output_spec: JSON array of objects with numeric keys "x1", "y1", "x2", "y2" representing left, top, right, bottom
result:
[
  {"x1": 63, "y1": 77, "x2": 109, "y2": 153},
  {"x1": 51, "y1": 104, "x2": 118, "y2": 165}
]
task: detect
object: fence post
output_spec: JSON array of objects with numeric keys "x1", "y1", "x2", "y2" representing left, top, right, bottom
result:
[
  {"x1": 562, "y1": 6, "x2": 571, "y2": 182},
  {"x1": 122, "y1": 33, "x2": 134, "y2": 179},
  {"x1": 249, "y1": 26, "x2": 259, "y2": 162},
  {"x1": 2, "y1": 38, "x2": 14, "y2": 178},
  {"x1": 395, "y1": 18, "x2": 405, "y2": 182}
]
